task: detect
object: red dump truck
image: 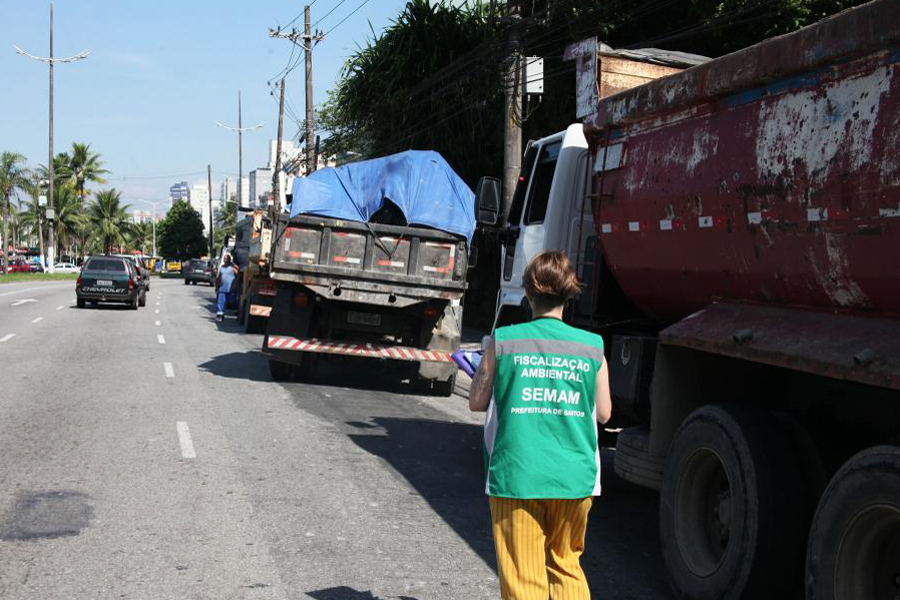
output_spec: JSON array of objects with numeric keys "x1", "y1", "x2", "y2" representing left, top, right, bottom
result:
[{"x1": 480, "y1": 2, "x2": 900, "y2": 598}]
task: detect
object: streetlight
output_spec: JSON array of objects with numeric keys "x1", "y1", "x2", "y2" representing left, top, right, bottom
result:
[
  {"x1": 14, "y1": 2, "x2": 89, "y2": 273},
  {"x1": 216, "y1": 90, "x2": 263, "y2": 222},
  {"x1": 130, "y1": 199, "x2": 166, "y2": 258}
]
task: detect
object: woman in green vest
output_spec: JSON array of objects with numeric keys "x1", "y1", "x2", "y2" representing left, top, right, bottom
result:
[{"x1": 469, "y1": 250, "x2": 612, "y2": 600}]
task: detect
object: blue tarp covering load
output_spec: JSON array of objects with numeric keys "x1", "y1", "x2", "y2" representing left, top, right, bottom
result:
[{"x1": 290, "y1": 150, "x2": 476, "y2": 243}]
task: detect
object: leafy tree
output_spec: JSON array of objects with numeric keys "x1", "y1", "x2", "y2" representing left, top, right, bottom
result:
[
  {"x1": 88, "y1": 189, "x2": 130, "y2": 254},
  {"x1": 157, "y1": 200, "x2": 206, "y2": 261},
  {"x1": 0, "y1": 152, "x2": 29, "y2": 273}
]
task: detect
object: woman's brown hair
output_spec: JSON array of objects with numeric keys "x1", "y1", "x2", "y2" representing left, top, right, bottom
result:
[{"x1": 523, "y1": 251, "x2": 582, "y2": 309}]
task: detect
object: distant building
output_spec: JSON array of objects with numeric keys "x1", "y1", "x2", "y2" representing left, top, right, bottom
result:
[
  {"x1": 130, "y1": 209, "x2": 157, "y2": 224},
  {"x1": 190, "y1": 184, "x2": 211, "y2": 235},
  {"x1": 169, "y1": 181, "x2": 189, "y2": 207},
  {"x1": 249, "y1": 168, "x2": 273, "y2": 209}
]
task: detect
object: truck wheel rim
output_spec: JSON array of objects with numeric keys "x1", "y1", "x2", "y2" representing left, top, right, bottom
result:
[
  {"x1": 835, "y1": 503, "x2": 900, "y2": 600},
  {"x1": 675, "y1": 447, "x2": 731, "y2": 577}
]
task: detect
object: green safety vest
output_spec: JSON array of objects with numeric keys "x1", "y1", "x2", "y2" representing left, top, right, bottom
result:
[{"x1": 484, "y1": 317, "x2": 605, "y2": 499}]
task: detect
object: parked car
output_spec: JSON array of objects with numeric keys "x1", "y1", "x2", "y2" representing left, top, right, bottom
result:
[
  {"x1": 184, "y1": 258, "x2": 214, "y2": 286},
  {"x1": 54, "y1": 262, "x2": 80, "y2": 274},
  {"x1": 165, "y1": 260, "x2": 182, "y2": 274},
  {"x1": 29, "y1": 262, "x2": 45, "y2": 273},
  {"x1": 8, "y1": 258, "x2": 31, "y2": 273},
  {"x1": 76, "y1": 256, "x2": 145, "y2": 309}
]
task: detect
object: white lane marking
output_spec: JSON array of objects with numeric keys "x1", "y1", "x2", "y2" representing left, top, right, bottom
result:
[
  {"x1": 176, "y1": 422, "x2": 196, "y2": 458},
  {"x1": 157, "y1": 334, "x2": 166, "y2": 345},
  {"x1": 0, "y1": 334, "x2": 15, "y2": 343},
  {"x1": 155, "y1": 309, "x2": 159, "y2": 314},
  {"x1": 156, "y1": 301, "x2": 160, "y2": 306},
  {"x1": 155, "y1": 320, "x2": 161, "y2": 326},
  {"x1": 0, "y1": 283, "x2": 70, "y2": 298},
  {"x1": 31, "y1": 317, "x2": 43, "y2": 324},
  {"x1": 56, "y1": 305, "x2": 64, "y2": 311},
  {"x1": 11, "y1": 299, "x2": 37, "y2": 306},
  {"x1": 164, "y1": 362, "x2": 175, "y2": 378}
]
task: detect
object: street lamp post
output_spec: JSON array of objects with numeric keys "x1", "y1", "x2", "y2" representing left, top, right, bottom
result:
[
  {"x1": 131, "y1": 199, "x2": 166, "y2": 258},
  {"x1": 216, "y1": 90, "x2": 262, "y2": 223},
  {"x1": 14, "y1": 3, "x2": 89, "y2": 273}
]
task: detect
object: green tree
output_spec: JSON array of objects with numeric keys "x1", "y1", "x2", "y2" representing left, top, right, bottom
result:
[
  {"x1": 157, "y1": 199, "x2": 206, "y2": 261},
  {"x1": 65, "y1": 143, "x2": 108, "y2": 258},
  {"x1": 0, "y1": 152, "x2": 29, "y2": 273},
  {"x1": 88, "y1": 189, "x2": 130, "y2": 254},
  {"x1": 213, "y1": 198, "x2": 238, "y2": 254}
]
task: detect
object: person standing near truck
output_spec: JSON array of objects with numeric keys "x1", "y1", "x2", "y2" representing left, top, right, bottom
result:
[
  {"x1": 215, "y1": 253, "x2": 238, "y2": 322},
  {"x1": 469, "y1": 250, "x2": 612, "y2": 600}
]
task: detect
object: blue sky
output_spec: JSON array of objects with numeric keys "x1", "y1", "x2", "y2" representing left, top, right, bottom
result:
[{"x1": 0, "y1": 0, "x2": 422, "y2": 209}]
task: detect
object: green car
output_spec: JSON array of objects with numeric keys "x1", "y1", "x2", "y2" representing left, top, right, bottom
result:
[{"x1": 76, "y1": 256, "x2": 146, "y2": 310}]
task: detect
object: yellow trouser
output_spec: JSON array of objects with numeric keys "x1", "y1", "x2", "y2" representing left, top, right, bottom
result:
[{"x1": 489, "y1": 496, "x2": 593, "y2": 600}]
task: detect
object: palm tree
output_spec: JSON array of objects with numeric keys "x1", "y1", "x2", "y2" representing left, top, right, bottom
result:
[
  {"x1": 0, "y1": 152, "x2": 29, "y2": 273},
  {"x1": 127, "y1": 220, "x2": 153, "y2": 254},
  {"x1": 64, "y1": 144, "x2": 107, "y2": 261},
  {"x1": 52, "y1": 183, "x2": 86, "y2": 260},
  {"x1": 88, "y1": 189, "x2": 130, "y2": 254}
]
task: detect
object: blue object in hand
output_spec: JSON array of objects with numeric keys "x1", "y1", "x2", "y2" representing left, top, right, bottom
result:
[{"x1": 452, "y1": 350, "x2": 483, "y2": 377}]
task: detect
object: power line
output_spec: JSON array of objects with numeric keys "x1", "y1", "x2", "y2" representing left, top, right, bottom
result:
[
  {"x1": 313, "y1": 0, "x2": 350, "y2": 28},
  {"x1": 323, "y1": 0, "x2": 374, "y2": 37}
]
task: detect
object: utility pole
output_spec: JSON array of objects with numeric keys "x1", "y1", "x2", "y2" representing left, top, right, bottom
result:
[
  {"x1": 14, "y1": 3, "x2": 89, "y2": 272},
  {"x1": 304, "y1": 6, "x2": 316, "y2": 175},
  {"x1": 272, "y1": 78, "x2": 286, "y2": 214},
  {"x1": 207, "y1": 164, "x2": 214, "y2": 259},
  {"x1": 216, "y1": 92, "x2": 263, "y2": 224},
  {"x1": 501, "y1": 0, "x2": 523, "y2": 223},
  {"x1": 270, "y1": 6, "x2": 323, "y2": 175}
]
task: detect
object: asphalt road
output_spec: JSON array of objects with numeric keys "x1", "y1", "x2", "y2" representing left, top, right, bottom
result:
[{"x1": 0, "y1": 278, "x2": 672, "y2": 600}]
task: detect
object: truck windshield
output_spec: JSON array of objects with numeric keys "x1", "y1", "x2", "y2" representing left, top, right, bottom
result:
[{"x1": 524, "y1": 141, "x2": 561, "y2": 225}]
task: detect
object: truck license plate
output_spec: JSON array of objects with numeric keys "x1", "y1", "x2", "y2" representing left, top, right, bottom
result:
[
  {"x1": 97, "y1": 280, "x2": 113, "y2": 286},
  {"x1": 348, "y1": 311, "x2": 381, "y2": 326}
]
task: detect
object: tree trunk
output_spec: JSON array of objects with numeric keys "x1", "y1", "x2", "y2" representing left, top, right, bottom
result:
[{"x1": 2, "y1": 191, "x2": 8, "y2": 274}]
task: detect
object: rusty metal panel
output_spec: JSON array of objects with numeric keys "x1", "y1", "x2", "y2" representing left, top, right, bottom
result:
[
  {"x1": 588, "y1": 40, "x2": 900, "y2": 322},
  {"x1": 661, "y1": 303, "x2": 900, "y2": 391}
]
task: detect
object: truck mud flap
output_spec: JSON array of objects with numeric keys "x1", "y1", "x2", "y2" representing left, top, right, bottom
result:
[{"x1": 267, "y1": 335, "x2": 453, "y2": 363}]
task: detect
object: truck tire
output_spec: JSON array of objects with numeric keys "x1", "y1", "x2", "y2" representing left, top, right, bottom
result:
[
  {"x1": 77, "y1": 298, "x2": 85, "y2": 309},
  {"x1": 659, "y1": 404, "x2": 806, "y2": 600},
  {"x1": 805, "y1": 444, "x2": 900, "y2": 600},
  {"x1": 269, "y1": 359, "x2": 294, "y2": 382},
  {"x1": 432, "y1": 372, "x2": 457, "y2": 397},
  {"x1": 237, "y1": 300, "x2": 247, "y2": 325},
  {"x1": 615, "y1": 427, "x2": 665, "y2": 491}
]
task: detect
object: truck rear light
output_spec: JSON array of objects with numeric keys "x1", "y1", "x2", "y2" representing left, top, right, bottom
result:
[
  {"x1": 423, "y1": 305, "x2": 441, "y2": 320},
  {"x1": 76, "y1": 276, "x2": 82, "y2": 287},
  {"x1": 128, "y1": 279, "x2": 135, "y2": 290},
  {"x1": 293, "y1": 293, "x2": 308, "y2": 308}
]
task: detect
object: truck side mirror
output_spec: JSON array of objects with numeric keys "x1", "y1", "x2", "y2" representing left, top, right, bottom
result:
[{"x1": 474, "y1": 176, "x2": 501, "y2": 227}]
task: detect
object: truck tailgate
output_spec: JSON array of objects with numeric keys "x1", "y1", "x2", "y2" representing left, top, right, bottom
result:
[{"x1": 271, "y1": 215, "x2": 467, "y2": 292}]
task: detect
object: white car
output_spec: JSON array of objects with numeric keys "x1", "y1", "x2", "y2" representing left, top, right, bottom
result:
[{"x1": 53, "y1": 262, "x2": 80, "y2": 274}]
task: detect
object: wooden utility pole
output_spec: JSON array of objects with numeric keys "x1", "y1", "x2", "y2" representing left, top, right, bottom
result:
[
  {"x1": 270, "y1": 6, "x2": 323, "y2": 176},
  {"x1": 502, "y1": 0, "x2": 523, "y2": 223},
  {"x1": 272, "y1": 78, "x2": 286, "y2": 213},
  {"x1": 207, "y1": 164, "x2": 214, "y2": 258}
]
